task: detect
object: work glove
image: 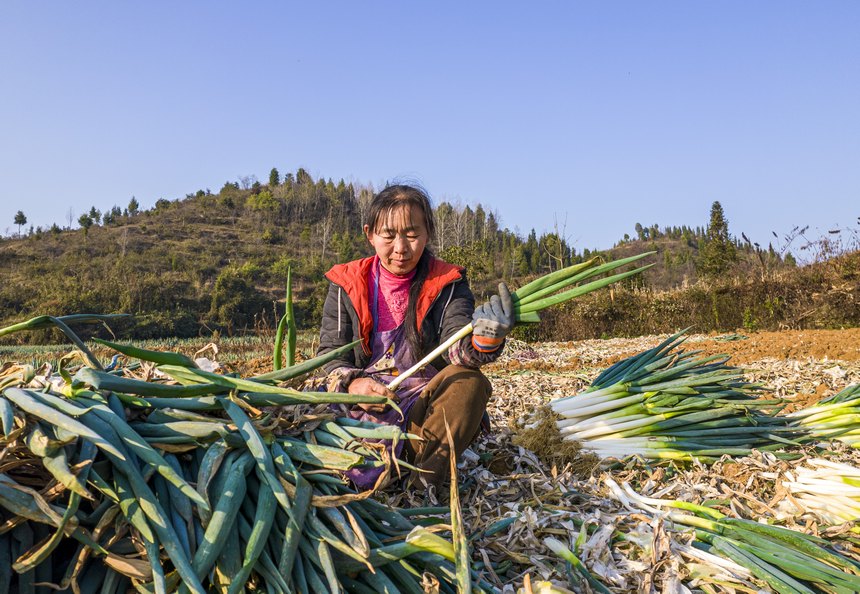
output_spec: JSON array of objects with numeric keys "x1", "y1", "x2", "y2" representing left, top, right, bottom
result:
[{"x1": 471, "y1": 282, "x2": 515, "y2": 352}]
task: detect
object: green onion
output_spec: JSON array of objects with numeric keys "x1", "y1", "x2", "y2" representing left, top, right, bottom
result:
[
  {"x1": 273, "y1": 266, "x2": 297, "y2": 371},
  {"x1": 389, "y1": 251, "x2": 654, "y2": 390},
  {"x1": 781, "y1": 458, "x2": 860, "y2": 524},
  {"x1": 547, "y1": 330, "x2": 801, "y2": 461},
  {"x1": 788, "y1": 384, "x2": 860, "y2": 447},
  {"x1": 606, "y1": 477, "x2": 860, "y2": 593},
  {"x1": 0, "y1": 309, "x2": 485, "y2": 592}
]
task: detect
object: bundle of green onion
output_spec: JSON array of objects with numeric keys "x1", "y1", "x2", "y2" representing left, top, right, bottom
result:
[
  {"x1": 550, "y1": 330, "x2": 804, "y2": 462},
  {"x1": 389, "y1": 252, "x2": 655, "y2": 390},
  {"x1": 788, "y1": 384, "x2": 860, "y2": 447},
  {"x1": 606, "y1": 477, "x2": 860, "y2": 593},
  {"x1": 0, "y1": 314, "x2": 494, "y2": 593},
  {"x1": 781, "y1": 458, "x2": 860, "y2": 525}
]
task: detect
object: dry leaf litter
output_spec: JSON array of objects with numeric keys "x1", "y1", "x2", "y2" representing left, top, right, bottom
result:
[{"x1": 387, "y1": 333, "x2": 860, "y2": 593}]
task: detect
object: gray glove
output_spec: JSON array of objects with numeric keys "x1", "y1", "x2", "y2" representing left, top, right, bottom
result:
[{"x1": 471, "y1": 282, "x2": 515, "y2": 344}]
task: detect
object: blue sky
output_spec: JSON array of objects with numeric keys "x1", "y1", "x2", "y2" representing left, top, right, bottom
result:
[{"x1": 1, "y1": 2, "x2": 858, "y2": 253}]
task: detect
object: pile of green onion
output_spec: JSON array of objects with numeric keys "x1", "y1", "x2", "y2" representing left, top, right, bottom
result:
[
  {"x1": 781, "y1": 458, "x2": 860, "y2": 526},
  {"x1": 788, "y1": 384, "x2": 860, "y2": 447},
  {"x1": 550, "y1": 330, "x2": 805, "y2": 462},
  {"x1": 607, "y1": 477, "x2": 860, "y2": 593},
  {"x1": 0, "y1": 314, "x2": 493, "y2": 593}
]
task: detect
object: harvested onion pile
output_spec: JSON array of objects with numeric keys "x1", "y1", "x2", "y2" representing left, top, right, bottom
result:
[
  {"x1": 549, "y1": 330, "x2": 804, "y2": 462},
  {"x1": 0, "y1": 314, "x2": 492, "y2": 593}
]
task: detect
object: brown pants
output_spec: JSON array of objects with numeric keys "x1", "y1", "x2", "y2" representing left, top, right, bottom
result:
[{"x1": 404, "y1": 365, "x2": 492, "y2": 489}]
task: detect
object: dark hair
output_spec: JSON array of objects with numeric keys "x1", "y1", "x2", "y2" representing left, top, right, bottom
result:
[
  {"x1": 366, "y1": 184, "x2": 436, "y2": 240},
  {"x1": 367, "y1": 184, "x2": 436, "y2": 359}
]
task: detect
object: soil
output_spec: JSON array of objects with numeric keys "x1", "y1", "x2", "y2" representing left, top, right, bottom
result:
[
  {"x1": 229, "y1": 328, "x2": 860, "y2": 417},
  {"x1": 568, "y1": 328, "x2": 860, "y2": 369},
  {"x1": 664, "y1": 328, "x2": 860, "y2": 364}
]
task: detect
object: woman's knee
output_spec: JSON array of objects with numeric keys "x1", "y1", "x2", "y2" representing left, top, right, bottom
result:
[{"x1": 428, "y1": 365, "x2": 492, "y2": 404}]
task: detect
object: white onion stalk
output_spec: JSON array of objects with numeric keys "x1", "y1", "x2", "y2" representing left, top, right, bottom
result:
[
  {"x1": 553, "y1": 392, "x2": 646, "y2": 420},
  {"x1": 789, "y1": 384, "x2": 860, "y2": 448},
  {"x1": 558, "y1": 411, "x2": 648, "y2": 433},
  {"x1": 607, "y1": 477, "x2": 860, "y2": 593},
  {"x1": 674, "y1": 542, "x2": 753, "y2": 579},
  {"x1": 563, "y1": 414, "x2": 673, "y2": 440},
  {"x1": 782, "y1": 458, "x2": 860, "y2": 524}
]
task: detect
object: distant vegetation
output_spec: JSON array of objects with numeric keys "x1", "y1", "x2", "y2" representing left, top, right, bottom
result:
[{"x1": 1, "y1": 168, "x2": 858, "y2": 344}]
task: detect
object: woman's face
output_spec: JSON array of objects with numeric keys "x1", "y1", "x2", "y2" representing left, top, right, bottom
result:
[{"x1": 364, "y1": 204, "x2": 429, "y2": 275}]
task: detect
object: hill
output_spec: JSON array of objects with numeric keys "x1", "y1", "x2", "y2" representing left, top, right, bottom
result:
[{"x1": 0, "y1": 169, "x2": 854, "y2": 343}]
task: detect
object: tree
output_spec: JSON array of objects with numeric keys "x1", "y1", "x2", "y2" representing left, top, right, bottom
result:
[
  {"x1": 78, "y1": 213, "x2": 94, "y2": 236},
  {"x1": 246, "y1": 190, "x2": 279, "y2": 225},
  {"x1": 88, "y1": 206, "x2": 102, "y2": 225},
  {"x1": 103, "y1": 205, "x2": 122, "y2": 225},
  {"x1": 13, "y1": 211, "x2": 26, "y2": 236},
  {"x1": 128, "y1": 196, "x2": 139, "y2": 216},
  {"x1": 296, "y1": 168, "x2": 312, "y2": 186},
  {"x1": 238, "y1": 175, "x2": 257, "y2": 190},
  {"x1": 208, "y1": 266, "x2": 267, "y2": 333},
  {"x1": 269, "y1": 167, "x2": 280, "y2": 187},
  {"x1": 697, "y1": 201, "x2": 737, "y2": 278}
]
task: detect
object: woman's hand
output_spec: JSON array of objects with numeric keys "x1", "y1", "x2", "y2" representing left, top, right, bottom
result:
[
  {"x1": 348, "y1": 377, "x2": 397, "y2": 412},
  {"x1": 471, "y1": 281, "x2": 515, "y2": 352}
]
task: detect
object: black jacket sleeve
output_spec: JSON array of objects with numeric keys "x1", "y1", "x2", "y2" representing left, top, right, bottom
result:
[{"x1": 317, "y1": 282, "x2": 362, "y2": 375}]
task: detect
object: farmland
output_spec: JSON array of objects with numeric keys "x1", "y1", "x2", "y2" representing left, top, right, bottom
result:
[
  {"x1": 1, "y1": 327, "x2": 859, "y2": 592},
  {"x1": 459, "y1": 328, "x2": 860, "y2": 591}
]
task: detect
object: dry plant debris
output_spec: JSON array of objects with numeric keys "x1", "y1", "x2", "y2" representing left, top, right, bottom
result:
[{"x1": 407, "y1": 331, "x2": 860, "y2": 592}]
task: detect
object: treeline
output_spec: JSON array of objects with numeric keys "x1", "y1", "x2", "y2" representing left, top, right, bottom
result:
[
  {"x1": 1, "y1": 169, "x2": 804, "y2": 342},
  {"x1": 528, "y1": 250, "x2": 860, "y2": 340}
]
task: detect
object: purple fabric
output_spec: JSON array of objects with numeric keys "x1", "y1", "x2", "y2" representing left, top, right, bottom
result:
[{"x1": 343, "y1": 320, "x2": 437, "y2": 490}]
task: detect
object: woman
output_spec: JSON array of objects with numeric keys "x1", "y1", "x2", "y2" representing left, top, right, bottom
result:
[{"x1": 317, "y1": 183, "x2": 514, "y2": 493}]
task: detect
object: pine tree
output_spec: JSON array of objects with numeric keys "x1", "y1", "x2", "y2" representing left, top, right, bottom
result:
[
  {"x1": 128, "y1": 196, "x2": 140, "y2": 216},
  {"x1": 13, "y1": 210, "x2": 27, "y2": 236},
  {"x1": 269, "y1": 168, "x2": 280, "y2": 187},
  {"x1": 698, "y1": 201, "x2": 737, "y2": 277}
]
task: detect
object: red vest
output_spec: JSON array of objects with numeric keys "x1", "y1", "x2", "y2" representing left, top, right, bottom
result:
[{"x1": 325, "y1": 256, "x2": 464, "y2": 355}]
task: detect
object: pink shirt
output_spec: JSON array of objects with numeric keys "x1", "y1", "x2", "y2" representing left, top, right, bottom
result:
[{"x1": 369, "y1": 257, "x2": 416, "y2": 332}]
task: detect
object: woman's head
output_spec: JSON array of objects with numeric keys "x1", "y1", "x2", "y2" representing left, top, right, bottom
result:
[{"x1": 364, "y1": 184, "x2": 436, "y2": 276}]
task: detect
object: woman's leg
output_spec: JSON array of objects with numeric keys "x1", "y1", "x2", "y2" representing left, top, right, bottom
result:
[{"x1": 404, "y1": 365, "x2": 492, "y2": 489}]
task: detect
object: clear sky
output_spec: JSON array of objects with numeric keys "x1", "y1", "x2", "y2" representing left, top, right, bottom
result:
[{"x1": 1, "y1": 2, "x2": 858, "y2": 253}]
